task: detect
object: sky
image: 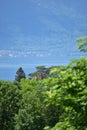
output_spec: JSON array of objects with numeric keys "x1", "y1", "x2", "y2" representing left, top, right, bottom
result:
[{"x1": 0, "y1": 0, "x2": 87, "y2": 80}]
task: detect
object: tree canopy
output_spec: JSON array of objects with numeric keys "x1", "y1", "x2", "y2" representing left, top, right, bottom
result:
[
  {"x1": 77, "y1": 36, "x2": 87, "y2": 52},
  {"x1": 15, "y1": 67, "x2": 26, "y2": 82}
]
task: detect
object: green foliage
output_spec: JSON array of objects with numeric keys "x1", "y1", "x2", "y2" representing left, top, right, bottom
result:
[
  {"x1": 77, "y1": 36, "x2": 87, "y2": 52},
  {"x1": 48, "y1": 58, "x2": 87, "y2": 130},
  {"x1": 0, "y1": 81, "x2": 21, "y2": 130},
  {"x1": 15, "y1": 78, "x2": 60, "y2": 130},
  {"x1": 28, "y1": 66, "x2": 50, "y2": 79},
  {"x1": 15, "y1": 67, "x2": 26, "y2": 82},
  {"x1": 15, "y1": 79, "x2": 45, "y2": 130}
]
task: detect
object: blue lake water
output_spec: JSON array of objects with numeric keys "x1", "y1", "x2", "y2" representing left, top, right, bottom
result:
[
  {"x1": 0, "y1": 67, "x2": 36, "y2": 81},
  {"x1": 0, "y1": 54, "x2": 87, "y2": 81},
  {"x1": 0, "y1": 67, "x2": 17, "y2": 81}
]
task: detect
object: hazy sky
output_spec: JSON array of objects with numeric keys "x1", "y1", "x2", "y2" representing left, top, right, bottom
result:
[{"x1": 0, "y1": 0, "x2": 87, "y2": 69}]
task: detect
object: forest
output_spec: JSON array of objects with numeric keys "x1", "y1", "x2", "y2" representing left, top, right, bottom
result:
[{"x1": 0, "y1": 36, "x2": 87, "y2": 130}]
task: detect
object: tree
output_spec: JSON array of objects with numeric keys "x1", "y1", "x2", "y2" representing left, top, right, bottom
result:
[
  {"x1": 77, "y1": 36, "x2": 87, "y2": 52},
  {"x1": 15, "y1": 79, "x2": 46, "y2": 130},
  {"x1": 15, "y1": 78, "x2": 61, "y2": 130},
  {"x1": 15, "y1": 67, "x2": 26, "y2": 82},
  {"x1": 0, "y1": 81, "x2": 21, "y2": 130},
  {"x1": 45, "y1": 58, "x2": 87, "y2": 130},
  {"x1": 28, "y1": 66, "x2": 49, "y2": 79}
]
